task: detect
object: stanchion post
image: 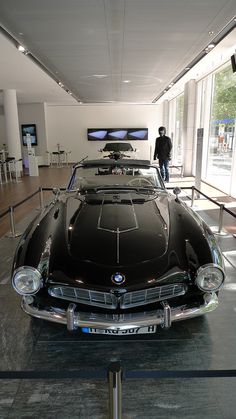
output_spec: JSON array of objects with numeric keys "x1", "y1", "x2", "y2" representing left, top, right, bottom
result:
[
  {"x1": 218, "y1": 204, "x2": 224, "y2": 234},
  {"x1": 6, "y1": 206, "x2": 21, "y2": 238},
  {"x1": 191, "y1": 186, "x2": 195, "y2": 207},
  {"x1": 39, "y1": 187, "x2": 44, "y2": 210},
  {"x1": 108, "y1": 362, "x2": 122, "y2": 419},
  {"x1": 9, "y1": 206, "x2": 16, "y2": 236}
]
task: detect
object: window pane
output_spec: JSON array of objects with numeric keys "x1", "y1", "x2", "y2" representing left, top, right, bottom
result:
[
  {"x1": 206, "y1": 65, "x2": 236, "y2": 193},
  {"x1": 174, "y1": 94, "x2": 184, "y2": 164}
]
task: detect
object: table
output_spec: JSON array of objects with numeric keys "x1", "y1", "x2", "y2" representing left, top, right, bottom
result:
[{"x1": 49, "y1": 151, "x2": 71, "y2": 166}]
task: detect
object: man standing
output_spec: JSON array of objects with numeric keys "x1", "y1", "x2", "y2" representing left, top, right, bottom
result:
[{"x1": 153, "y1": 126, "x2": 172, "y2": 182}]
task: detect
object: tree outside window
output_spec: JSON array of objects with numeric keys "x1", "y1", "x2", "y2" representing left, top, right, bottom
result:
[{"x1": 207, "y1": 65, "x2": 236, "y2": 192}]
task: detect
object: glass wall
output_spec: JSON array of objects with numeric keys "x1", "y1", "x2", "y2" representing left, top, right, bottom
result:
[
  {"x1": 174, "y1": 94, "x2": 184, "y2": 164},
  {"x1": 205, "y1": 64, "x2": 236, "y2": 193}
]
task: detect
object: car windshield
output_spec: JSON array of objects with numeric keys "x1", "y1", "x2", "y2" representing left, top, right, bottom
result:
[
  {"x1": 69, "y1": 163, "x2": 164, "y2": 191},
  {"x1": 103, "y1": 143, "x2": 134, "y2": 152}
]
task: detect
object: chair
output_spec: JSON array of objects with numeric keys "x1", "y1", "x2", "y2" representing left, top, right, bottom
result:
[{"x1": 6, "y1": 157, "x2": 23, "y2": 183}]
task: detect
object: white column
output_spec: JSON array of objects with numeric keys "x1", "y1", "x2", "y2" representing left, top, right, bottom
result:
[
  {"x1": 162, "y1": 100, "x2": 169, "y2": 130},
  {"x1": 182, "y1": 79, "x2": 197, "y2": 176},
  {"x1": 3, "y1": 89, "x2": 22, "y2": 160},
  {"x1": 168, "y1": 99, "x2": 176, "y2": 160}
]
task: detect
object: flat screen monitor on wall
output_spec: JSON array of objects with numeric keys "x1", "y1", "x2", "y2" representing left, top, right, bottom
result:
[
  {"x1": 21, "y1": 124, "x2": 38, "y2": 146},
  {"x1": 87, "y1": 128, "x2": 148, "y2": 141}
]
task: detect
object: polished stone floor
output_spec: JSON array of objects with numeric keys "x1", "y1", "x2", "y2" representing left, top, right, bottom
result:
[{"x1": 0, "y1": 202, "x2": 236, "y2": 418}]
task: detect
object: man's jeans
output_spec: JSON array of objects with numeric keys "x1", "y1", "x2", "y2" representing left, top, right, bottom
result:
[{"x1": 159, "y1": 159, "x2": 170, "y2": 182}]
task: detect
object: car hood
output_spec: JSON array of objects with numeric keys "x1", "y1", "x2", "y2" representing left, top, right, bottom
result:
[
  {"x1": 15, "y1": 189, "x2": 221, "y2": 290},
  {"x1": 67, "y1": 192, "x2": 170, "y2": 266}
]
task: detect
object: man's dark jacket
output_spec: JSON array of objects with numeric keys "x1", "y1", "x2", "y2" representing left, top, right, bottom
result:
[{"x1": 154, "y1": 135, "x2": 172, "y2": 161}]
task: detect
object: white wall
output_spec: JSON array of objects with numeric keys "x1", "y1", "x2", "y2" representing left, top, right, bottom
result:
[{"x1": 45, "y1": 104, "x2": 162, "y2": 162}]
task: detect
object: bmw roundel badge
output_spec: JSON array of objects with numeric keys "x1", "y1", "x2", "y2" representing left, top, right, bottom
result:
[{"x1": 111, "y1": 272, "x2": 126, "y2": 285}]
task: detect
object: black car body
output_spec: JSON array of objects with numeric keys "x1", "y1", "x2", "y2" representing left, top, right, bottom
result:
[{"x1": 12, "y1": 159, "x2": 225, "y2": 335}]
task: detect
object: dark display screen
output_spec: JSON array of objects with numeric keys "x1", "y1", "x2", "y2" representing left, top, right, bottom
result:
[
  {"x1": 21, "y1": 124, "x2": 38, "y2": 146},
  {"x1": 87, "y1": 128, "x2": 148, "y2": 141}
]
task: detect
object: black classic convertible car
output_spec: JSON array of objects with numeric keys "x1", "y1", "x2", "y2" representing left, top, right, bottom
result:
[{"x1": 12, "y1": 159, "x2": 225, "y2": 335}]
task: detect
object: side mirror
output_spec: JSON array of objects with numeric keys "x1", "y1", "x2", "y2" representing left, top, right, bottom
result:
[{"x1": 173, "y1": 187, "x2": 181, "y2": 199}]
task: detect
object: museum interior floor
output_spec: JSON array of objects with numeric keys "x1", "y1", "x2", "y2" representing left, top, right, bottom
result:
[{"x1": 0, "y1": 165, "x2": 236, "y2": 418}]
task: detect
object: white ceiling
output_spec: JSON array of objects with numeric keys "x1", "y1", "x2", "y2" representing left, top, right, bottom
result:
[{"x1": 0, "y1": 0, "x2": 236, "y2": 104}]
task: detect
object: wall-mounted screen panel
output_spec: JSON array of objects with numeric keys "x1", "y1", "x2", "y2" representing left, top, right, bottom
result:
[
  {"x1": 87, "y1": 128, "x2": 148, "y2": 141},
  {"x1": 87, "y1": 129, "x2": 108, "y2": 141},
  {"x1": 128, "y1": 129, "x2": 148, "y2": 141},
  {"x1": 107, "y1": 129, "x2": 128, "y2": 141},
  {"x1": 21, "y1": 124, "x2": 38, "y2": 146}
]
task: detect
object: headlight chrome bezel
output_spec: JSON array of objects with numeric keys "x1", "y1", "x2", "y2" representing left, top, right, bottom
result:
[
  {"x1": 12, "y1": 266, "x2": 42, "y2": 295},
  {"x1": 195, "y1": 263, "x2": 225, "y2": 292}
]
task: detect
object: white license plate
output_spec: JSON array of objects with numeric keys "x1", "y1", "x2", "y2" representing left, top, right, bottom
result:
[{"x1": 81, "y1": 325, "x2": 156, "y2": 335}]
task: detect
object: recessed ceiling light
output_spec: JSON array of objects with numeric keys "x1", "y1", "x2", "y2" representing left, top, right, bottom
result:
[
  {"x1": 205, "y1": 43, "x2": 215, "y2": 53},
  {"x1": 58, "y1": 82, "x2": 64, "y2": 87},
  {"x1": 17, "y1": 45, "x2": 26, "y2": 52},
  {"x1": 92, "y1": 74, "x2": 108, "y2": 78},
  {"x1": 123, "y1": 80, "x2": 131, "y2": 83},
  {"x1": 17, "y1": 44, "x2": 29, "y2": 55},
  {"x1": 208, "y1": 31, "x2": 214, "y2": 35},
  {"x1": 185, "y1": 67, "x2": 191, "y2": 70}
]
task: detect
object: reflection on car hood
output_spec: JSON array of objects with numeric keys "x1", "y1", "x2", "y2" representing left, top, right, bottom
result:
[
  {"x1": 15, "y1": 188, "x2": 221, "y2": 290},
  {"x1": 68, "y1": 192, "x2": 170, "y2": 266}
]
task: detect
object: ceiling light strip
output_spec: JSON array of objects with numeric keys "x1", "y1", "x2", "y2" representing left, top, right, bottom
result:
[
  {"x1": 152, "y1": 16, "x2": 236, "y2": 103},
  {"x1": 0, "y1": 24, "x2": 81, "y2": 103}
]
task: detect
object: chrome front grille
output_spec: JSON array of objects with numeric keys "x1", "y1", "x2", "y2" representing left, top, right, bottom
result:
[
  {"x1": 48, "y1": 287, "x2": 117, "y2": 309},
  {"x1": 121, "y1": 284, "x2": 186, "y2": 308},
  {"x1": 48, "y1": 283, "x2": 186, "y2": 309}
]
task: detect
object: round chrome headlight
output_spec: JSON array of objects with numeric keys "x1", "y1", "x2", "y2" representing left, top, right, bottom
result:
[
  {"x1": 12, "y1": 266, "x2": 42, "y2": 295},
  {"x1": 195, "y1": 264, "x2": 225, "y2": 292}
]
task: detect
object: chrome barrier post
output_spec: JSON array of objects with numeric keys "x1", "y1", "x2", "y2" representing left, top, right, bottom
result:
[
  {"x1": 218, "y1": 203, "x2": 224, "y2": 234},
  {"x1": 39, "y1": 187, "x2": 44, "y2": 210},
  {"x1": 211, "y1": 203, "x2": 227, "y2": 236},
  {"x1": 6, "y1": 206, "x2": 22, "y2": 238},
  {"x1": 108, "y1": 362, "x2": 122, "y2": 419},
  {"x1": 191, "y1": 186, "x2": 195, "y2": 207}
]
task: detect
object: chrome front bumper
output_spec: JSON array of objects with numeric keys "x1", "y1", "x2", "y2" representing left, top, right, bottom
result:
[{"x1": 21, "y1": 293, "x2": 218, "y2": 332}]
